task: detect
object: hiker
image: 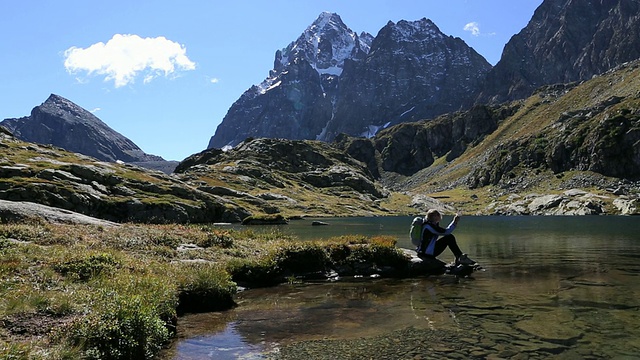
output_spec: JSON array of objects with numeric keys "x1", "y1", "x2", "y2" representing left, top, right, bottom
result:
[{"x1": 418, "y1": 209, "x2": 476, "y2": 265}]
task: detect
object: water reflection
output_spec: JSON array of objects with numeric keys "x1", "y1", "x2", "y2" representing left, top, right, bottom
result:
[
  {"x1": 166, "y1": 216, "x2": 640, "y2": 359},
  {"x1": 173, "y1": 323, "x2": 267, "y2": 360}
]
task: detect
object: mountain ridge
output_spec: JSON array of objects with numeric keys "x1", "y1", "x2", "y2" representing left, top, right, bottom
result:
[
  {"x1": 321, "y1": 17, "x2": 491, "y2": 141},
  {"x1": 210, "y1": 0, "x2": 640, "y2": 149},
  {"x1": 208, "y1": 12, "x2": 491, "y2": 148}
]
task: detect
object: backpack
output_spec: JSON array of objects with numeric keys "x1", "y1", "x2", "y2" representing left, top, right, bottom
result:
[{"x1": 410, "y1": 216, "x2": 424, "y2": 247}]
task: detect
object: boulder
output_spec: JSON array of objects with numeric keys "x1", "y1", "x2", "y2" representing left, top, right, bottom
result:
[
  {"x1": 492, "y1": 192, "x2": 606, "y2": 215},
  {"x1": 613, "y1": 197, "x2": 640, "y2": 215},
  {"x1": 0, "y1": 199, "x2": 118, "y2": 226},
  {"x1": 527, "y1": 195, "x2": 564, "y2": 213},
  {"x1": 399, "y1": 248, "x2": 479, "y2": 277}
]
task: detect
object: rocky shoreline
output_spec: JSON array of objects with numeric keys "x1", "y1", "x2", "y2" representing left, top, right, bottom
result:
[{"x1": 487, "y1": 189, "x2": 639, "y2": 216}]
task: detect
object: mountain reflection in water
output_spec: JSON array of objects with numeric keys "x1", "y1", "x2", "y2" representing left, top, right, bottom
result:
[{"x1": 165, "y1": 216, "x2": 640, "y2": 359}]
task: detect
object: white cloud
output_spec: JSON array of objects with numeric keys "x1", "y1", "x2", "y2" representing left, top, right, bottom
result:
[
  {"x1": 210, "y1": 77, "x2": 220, "y2": 84},
  {"x1": 463, "y1": 22, "x2": 496, "y2": 37},
  {"x1": 89, "y1": 107, "x2": 101, "y2": 113},
  {"x1": 463, "y1": 22, "x2": 481, "y2": 36},
  {"x1": 64, "y1": 34, "x2": 196, "y2": 87}
]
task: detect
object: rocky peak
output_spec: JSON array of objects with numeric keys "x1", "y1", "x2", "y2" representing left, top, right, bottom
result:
[
  {"x1": 382, "y1": 18, "x2": 444, "y2": 43},
  {"x1": 1, "y1": 94, "x2": 164, "y2": 163},
  {"x1": 319, "y1": 18, "x2": 492, "y2": 141},
  {"x1": 39, "y1": 94, "x2": 90, "y2": 122},
  {"x1": 273, "y1": 12, "x2": 372, "y2": 76},
  {"x1": 358, "y1": 32, "x2": 374, "y2": 53},
  {"x1": 209, "y1": 14, "x2": 491, "y2": 149},
  {"x1": 208, "y1": 12, "x2": 373, "y2": 149}
]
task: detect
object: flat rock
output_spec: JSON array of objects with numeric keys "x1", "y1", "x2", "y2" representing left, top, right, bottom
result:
[
  {"x1": 0, "y1": 199, "x2": 117, "y2": 226},
  {"x1": 515, "y1": 310, "x2": 583, "y2": 344}
]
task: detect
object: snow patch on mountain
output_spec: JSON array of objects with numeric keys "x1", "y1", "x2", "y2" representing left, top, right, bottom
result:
[
  {"x1": 360, "y1": 122, "x2": 392, "y2": 139},
  {"x1": 391, "y1": 18, "x2": 445, "y2": 42},
  {"x1": 274, "y1": 12, "x2": 372, "y2": 77}
]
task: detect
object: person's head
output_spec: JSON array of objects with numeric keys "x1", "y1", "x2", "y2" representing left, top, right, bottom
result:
[{"x1": 425, "y1": 209, "x2": 442, "y2": 224}]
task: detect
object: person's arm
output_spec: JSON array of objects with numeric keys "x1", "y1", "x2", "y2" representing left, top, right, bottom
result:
[
  {"x1": 448, "y1": 214, "x2": 461, "y2": 229},
  {"x1": 424, "y1": 222, "x2": 455, "y2": 236}
]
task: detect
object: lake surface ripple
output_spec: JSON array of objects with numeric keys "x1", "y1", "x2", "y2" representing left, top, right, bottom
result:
[{"x1": 165, "y1": 216, "x2": 640, "y2": 359}]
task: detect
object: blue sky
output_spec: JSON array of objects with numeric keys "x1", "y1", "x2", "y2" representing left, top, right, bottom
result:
[{"x1": 0, "y1": 1, "x2": 543, "y2": 161}]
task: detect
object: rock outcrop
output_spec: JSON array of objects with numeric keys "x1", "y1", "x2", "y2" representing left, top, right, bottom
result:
[
  {"x1": 0, "y1": 129, "x2": 248, "y2": 223},
  {"x1": 487, "y1": 190, "x2": 608, "y2": 215},
  {"x1": 332, "y1": 104, "x2": 519, "y2": 179},
  {"x1": 476, "y1": 0, "x2": 640, "y2": 104},
  {"x1": 0, "y1": 199, "x2": 118, "y2": 226},
  {"x1": 613, "y1": 197, "x2": 640, "y2": 215},
  {"x1": 177, "y1": 138, "x2": 392, "y2": 217}
]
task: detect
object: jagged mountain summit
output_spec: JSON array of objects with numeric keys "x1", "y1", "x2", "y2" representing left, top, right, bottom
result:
[
  {"x1": 272, "y1": 11, "x2": 373, "y2": 77},
  {"x1": 208, "y1": 12, "x2": 490, "y2": 149},
  {"x1": 208, "y1": 12, "x2": 372, "y2": 149},
  {"x1": 321, "y1": 18, "x2": 491, "y2": 141},
  {"x1": 476, "y1": 0, "x2": 640, "y2": 104},
  {"x1": 1, "y1": 94, "x2": 164, "y2": 163}
]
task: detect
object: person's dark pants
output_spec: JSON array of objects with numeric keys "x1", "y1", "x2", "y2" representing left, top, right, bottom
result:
[{"x1": 431, "y1": 234, "x2": 463, "y2": 258}]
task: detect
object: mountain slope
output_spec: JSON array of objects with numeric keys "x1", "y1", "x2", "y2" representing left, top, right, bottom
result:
[
  {"x1": 332, "y1": 60, "x2": 640, "y2": 214},
  {"x1": 466, "y1": 62, "x2": 640, "y2": 189},
  {"x1": 0, "y1": 126, "x2": 248, "y2": 223},
  {"x1": 382, "y1": 60, "x2": 640, "y2": 200},
  {"x1": 476, "y1": 0, "x2": 640, "y2": 104},
  {"x1": 177, "y1": 137, "x2": 420, "y2": 217},
  {"x1": 1, "y1": 94, "x2": 164, "y2": 163}
]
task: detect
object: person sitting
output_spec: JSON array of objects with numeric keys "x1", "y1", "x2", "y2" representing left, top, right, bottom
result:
[{"x1": 417, "y1": 209, "x2": 476, "y2": 265}]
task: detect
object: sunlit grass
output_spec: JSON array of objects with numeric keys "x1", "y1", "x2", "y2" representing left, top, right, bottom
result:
[{"x1": 0, "y1": 221, "x2": 408, "y2": 359}]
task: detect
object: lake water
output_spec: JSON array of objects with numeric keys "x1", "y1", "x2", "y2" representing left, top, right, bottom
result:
[{"x1": 165, "y1": 216, "x2": 640, "y2": 359}]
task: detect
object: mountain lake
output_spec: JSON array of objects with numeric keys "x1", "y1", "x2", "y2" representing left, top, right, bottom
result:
[{"x1": 163, "y1": 216, "x2": 640, "y2": 359}]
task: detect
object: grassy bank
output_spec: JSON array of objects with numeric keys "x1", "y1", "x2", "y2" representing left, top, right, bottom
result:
[{"x1": 0, "y1": 220, "x2": 406, "y2": 359}]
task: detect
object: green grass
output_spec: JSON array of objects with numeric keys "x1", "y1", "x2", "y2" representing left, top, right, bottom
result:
[{"x1": 0, "y1": 222, "x2": 409, "y2": 359}]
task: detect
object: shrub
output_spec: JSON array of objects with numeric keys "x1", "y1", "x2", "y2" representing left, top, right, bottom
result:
[
  {"x1": 54, "y1": 253, "x2": 120, "y2": 281},
  {"x1": 269, "y1": 244, "x2": 328, "y2": 274},
  {"x1": 323, "y1": 243, "x2": 352, "y2": 263},
  {"x1": 226, "y1": 235, "x2": 404, "y2": 285},
  {"x1": 241, "y1": 214, "x2": 288, "y2": 225},
  {"x1": 151, "y1": 233, "x2": 182, "y2": 249},
  {"x1": 369, "y1": 235, "x2": 397, "y2": 247},
  {"x1": 326, "y1": 234, "x2": 370, "y2": 245},
  {"x1": 345, "y1": 244, "x2": 407, "y2": 268},
  {"x1": 0, "y1": 237, "x2": 12, "y2": 252},
  {"x1": 0, "y1": 341, "x2": 32, "y2": 359},
  {"x1": 176, "y1": 264, "x2": 237, "y2": 313},
  {"x1": 226, "y1": 257, "x2": 282, "y2": 287},
  {"x1": 68, "y1": 290, "x2": 169, "y2": 360},
  {"x1": 196, "y1": 230, "x2": 234, "y2": 249},
  {"x1": 0, "y1": 222, "x2": 51, "y2": 243}
]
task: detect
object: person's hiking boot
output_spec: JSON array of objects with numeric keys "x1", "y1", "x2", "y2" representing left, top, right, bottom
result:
[{"x1": 456, "y1": 254, "x2": 476, "y2": 266}]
